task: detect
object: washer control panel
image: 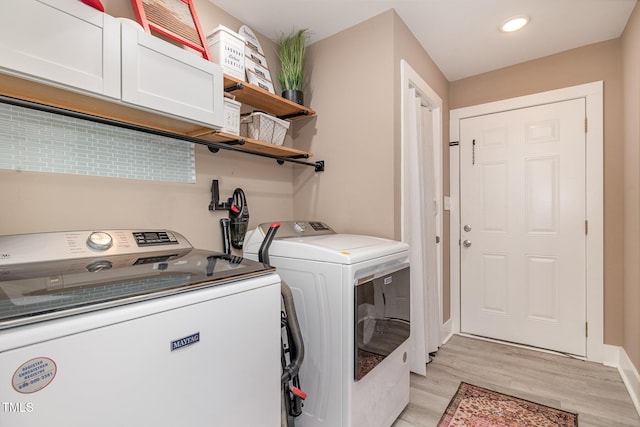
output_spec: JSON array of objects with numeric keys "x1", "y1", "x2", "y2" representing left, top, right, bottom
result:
[
  {"x1": 132, "y1": 231, "x2": 179, "y2": 246},
  {"x1": 0, "y1": 230, "x2": 192, "y2": 266}
]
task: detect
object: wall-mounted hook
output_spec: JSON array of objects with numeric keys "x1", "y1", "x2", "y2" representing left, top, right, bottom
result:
[{"x1": 208, "y1": 180, "x2": 231, "y2": 211}]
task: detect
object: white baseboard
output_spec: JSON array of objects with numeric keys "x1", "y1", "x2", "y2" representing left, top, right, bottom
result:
[
  {"x1": 440, "y1": 319, "x2": 453, "y2": 346},
  {"x1": 618, "y1": 347, "x2": 640, "y2": 417},
  {"x1": 604, "y1": 345, "x2": 640, "y2": 417},
  {"x1": 601, "y1": 344, "x2": 622, "y2": 367}
]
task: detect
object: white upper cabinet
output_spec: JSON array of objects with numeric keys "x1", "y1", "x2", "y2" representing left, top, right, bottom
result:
[
  {"x1": 120, "y1": 23, "x2": 223, "y2": 129},
  {"x1": 1, "y1": 1, "x2": 223, "y2": 130},
  {"x1": 0, "y1": 0, "x2": 120, "y2": 98}
]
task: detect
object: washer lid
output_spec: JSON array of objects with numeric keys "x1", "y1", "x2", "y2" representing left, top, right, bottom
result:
[{"x1": 256, "y1": 233, "x2": 408, "y2": 264}]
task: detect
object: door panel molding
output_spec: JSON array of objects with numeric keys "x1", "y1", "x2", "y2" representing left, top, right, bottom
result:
[{"x1": 450, "y1": 81, "x2": 604, "y2": 361}]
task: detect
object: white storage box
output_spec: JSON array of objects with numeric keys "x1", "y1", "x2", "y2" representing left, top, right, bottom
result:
[
  {"x1": 240, "y1": 112, "x2": 290, "y2": 145},
  {"x1": 222, "y1": 98, "x2": 241, "y2": 135},
  {"x1": 206, "y1": 25, "x2": 245, "y2": 80}
]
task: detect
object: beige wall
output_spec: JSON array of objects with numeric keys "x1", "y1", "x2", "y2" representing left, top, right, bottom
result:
[
  {"x1": 0, "y1": 146, "x2": 294, "y2": 252},
  {"x1": 293, "y1": 10, "x2": 449, "y2": 236},
  {"x1": 622, "y1": 3, "x2": 640, "y2": 374},
  {"x1": 291, "y1": 11, "x2": 452, "y2": 319},
  {"x1": 391, "y1": 13, "x2": 451, "y2": 320},
  {"x1": 292, "y1": 11, "x2": 396, "y2": 237},
  {"x1": 450, "y1": 40, "x2": 626, "y2": 347},
  {"x1": 291, "y1": 10, "x2": 452, "y2": 319},
  {"x1": 0, "y1": 1, "x2": 296, "y2": 251}
]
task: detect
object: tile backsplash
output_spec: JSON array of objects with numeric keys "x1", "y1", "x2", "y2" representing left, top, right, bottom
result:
[{"x1": 0, "y1": 103, "x2": 196, "y2": 183}]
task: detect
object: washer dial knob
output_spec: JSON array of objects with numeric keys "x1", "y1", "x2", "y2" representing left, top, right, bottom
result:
[
  {"x1": 293, "y1": 222, "x2": 306, "y2": 233},
  {"x1": 86, "y1": 260, "x2": 113, "y2": 272},
  {"x1": 87, "y1": 232, "x2": 113, "y2": 251}
]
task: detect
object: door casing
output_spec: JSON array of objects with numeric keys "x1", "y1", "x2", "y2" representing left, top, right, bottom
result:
[
  {"x1": 400, "y1": 59, "x2": 444, "y2": 374},
  {"x1": 449, "y1": 81, "x2": 604, "y2": 362}
]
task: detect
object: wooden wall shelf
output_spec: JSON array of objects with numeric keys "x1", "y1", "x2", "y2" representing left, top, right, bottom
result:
[
  {"x1": 0, "y1": 72, "x2": 322, "y2": 170},
  {"x1": 223, "y1": 75, "x2": 316, "y2": 120},
  {"x1": 0, "y1": 73, "x2": 323, "y2": 170},
  {"x1": 191, "y1": 129, "x2": 312, "y2": 158},
  {"x1": 193, "y1": 130, "x2": 323, "y2": 171}
]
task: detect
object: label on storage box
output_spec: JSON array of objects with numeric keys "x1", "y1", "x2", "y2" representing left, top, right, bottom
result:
[
  {"x1": 245, "y1": 46, "x2": 268, "y2": 68},
  {"x1": 245, "y1": 57, "x2": 273, "y2": 83},
  {"x1": 247, "y1": 69, "x2": 275, "y2": 94}
]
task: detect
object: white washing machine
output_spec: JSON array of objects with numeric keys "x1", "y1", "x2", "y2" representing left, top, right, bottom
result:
[
  {"x1": 0, "y1": 229, "x2": 281, "y2": 427},
  {"x1": 244, "y1": 221, "x2": 410, "y2": 427}
]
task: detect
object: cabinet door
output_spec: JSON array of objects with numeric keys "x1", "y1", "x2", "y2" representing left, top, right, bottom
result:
[
  {"x1": 0, "y1": 0, "x2": 120, "y2": 98},
  {"x1": 121, "y1": 23, "x2": 223, "y2": 128}
]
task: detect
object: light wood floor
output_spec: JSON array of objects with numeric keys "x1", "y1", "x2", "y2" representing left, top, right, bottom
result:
[{"x1": 393, "y1": 335, "x2": 640, "y2": 427}]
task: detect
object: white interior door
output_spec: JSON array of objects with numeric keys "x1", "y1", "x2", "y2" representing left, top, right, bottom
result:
[{"x1": 460, "y1": 98, "x2": 587, "y2": 356}]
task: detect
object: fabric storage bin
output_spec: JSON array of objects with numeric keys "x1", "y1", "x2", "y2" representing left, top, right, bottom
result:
[
  {"x1": 240, "y1": 112, "x2": 290, "y2": 145},
  {"x1": 206, "y1": 25, "x2": 245, "y2": 80}
]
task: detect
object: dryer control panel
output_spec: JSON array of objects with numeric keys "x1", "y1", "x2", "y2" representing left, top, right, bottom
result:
[{"x1": 255, "y1": 221, "x2": 335, "y2": 239}]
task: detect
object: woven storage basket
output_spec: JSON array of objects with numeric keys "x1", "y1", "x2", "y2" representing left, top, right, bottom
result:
[{"x1": 240, "y1": 112, "x2": 290, "y2": 145}]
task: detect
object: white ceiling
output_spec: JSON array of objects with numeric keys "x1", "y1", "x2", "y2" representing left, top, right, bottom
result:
[{"x1": 207, "y1": 0, "x2": 637, "y2": 81}]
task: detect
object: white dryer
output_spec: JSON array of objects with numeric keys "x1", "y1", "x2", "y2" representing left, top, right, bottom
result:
[{"x1": 244, "y1": 221, "x2": 410, "y2": 427}]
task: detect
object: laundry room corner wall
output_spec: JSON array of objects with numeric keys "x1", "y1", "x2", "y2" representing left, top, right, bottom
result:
[
  {"x1": 390, "y1": 11, "x2": 451, "y2": 323},
  {"x1": 621, "y1": 0, "x2": 640, "y2": 378},
  {"x1": 293, "y1": 11, "x2": 396, "y2": 239}
]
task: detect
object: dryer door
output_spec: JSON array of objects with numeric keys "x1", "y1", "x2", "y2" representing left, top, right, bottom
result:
[{"x1": 354, "y1": 265, "x2": 410, "y2": 380}]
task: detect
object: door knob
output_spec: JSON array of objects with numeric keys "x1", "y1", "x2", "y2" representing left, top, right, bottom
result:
[
  {"x1": 463, "y1": 224, "x2": 472, "y2": 232},
  {"x1": 463, "y1": 239, "x2": 472, "y2": 248}
]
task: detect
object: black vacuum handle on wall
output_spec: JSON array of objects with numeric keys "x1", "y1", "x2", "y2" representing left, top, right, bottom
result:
[
  {"x1": 229, "y1": 188, "x2": 248, "y2": 219},
  {"x1": 220, "y1": 218, "x2": 231, "y2": 255}
]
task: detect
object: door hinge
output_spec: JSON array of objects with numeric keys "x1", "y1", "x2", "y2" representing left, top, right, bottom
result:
[
  {"x1": 585, "y1": 322, "x2": 589, "y2": 337},
  {"x1": 585, "y1": 220, "x2": 588, "y2": 235},
  {"x1": 585, "y1": 118, "x2": 588, "y2": 134}
]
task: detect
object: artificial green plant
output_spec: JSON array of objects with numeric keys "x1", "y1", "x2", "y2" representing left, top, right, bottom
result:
[{"x1": 276, "y1": 29, "x2": 309, "y2": 92}]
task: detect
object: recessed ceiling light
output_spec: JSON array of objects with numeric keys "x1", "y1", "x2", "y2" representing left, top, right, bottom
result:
[{"x1": 501, "y1": 15, "x2": 530, "y2": 33}]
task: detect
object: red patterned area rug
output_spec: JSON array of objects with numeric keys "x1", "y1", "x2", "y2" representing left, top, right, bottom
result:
[{"x1": 437, "y1": 382, "x2": 578, "y2": 427}]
